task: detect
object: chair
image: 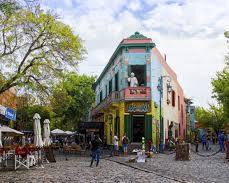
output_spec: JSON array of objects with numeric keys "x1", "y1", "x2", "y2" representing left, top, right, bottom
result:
[
  {"x1": 0, "y1": 148, "x2": 5, "y2": 165},
  {"x1": 15, "y1": 147, "x2": 30, "y2": 170},
  {"x1": 63, "y1": 145, "x2": 71, "y2": 154},
  {"x1": 70, "y1": 144, "x2": 86, "y2": 155}
]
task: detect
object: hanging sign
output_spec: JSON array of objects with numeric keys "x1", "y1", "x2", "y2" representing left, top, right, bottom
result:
[
  {"x1": 125, "y1": 102, "x2": 150, "y2": 113},
  {"x1": 5, "y1": 107, "x2": 16, "y2": 121}
]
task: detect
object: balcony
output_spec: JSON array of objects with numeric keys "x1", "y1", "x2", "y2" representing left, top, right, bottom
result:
[
  {"x1": 91, "y1": 87, "x2": 151, "y2": 116},
  {"x1": 124, "y1": 87, "x2": 151, "y2": 101}
]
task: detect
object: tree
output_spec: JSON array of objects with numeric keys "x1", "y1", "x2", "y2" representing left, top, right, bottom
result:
[
  {"x1": 0, "y1": 4, "x2": 85, "y2": 96},
  {"x1": 16, "y1": 95, "x2": 53, "y2": 130},
  {"x1": 50, "y1": 73, "x2": 95, "y2": 130},
  {"x1": 195, "y1": 105, "x2": 227, "y2": 134},
  {"x1": 212, "y1": 31, "x2": 229, "y2": 118}
]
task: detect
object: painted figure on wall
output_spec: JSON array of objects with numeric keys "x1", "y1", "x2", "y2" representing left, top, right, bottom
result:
[{"x1": 127, "y1": 72, "x2": 138, "y2": 87}]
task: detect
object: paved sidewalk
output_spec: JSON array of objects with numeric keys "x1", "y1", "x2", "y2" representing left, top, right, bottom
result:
[
  {"x1": 110, "y1": 144, "x2": 229, "y2": 183},
  {"x1": 0, "y1": 156, "x2": 179, "y2": 183}
]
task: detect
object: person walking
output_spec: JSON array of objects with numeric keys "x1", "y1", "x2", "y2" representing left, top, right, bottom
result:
[
  {"x1": 201, "y1": 132, "x2": 207, "y2": 150},
  {"x1": 194, "y1": 132, "x2": 199, "y2": 152},
  {"x1": 122, "y1": 134, "x2": 129, "y2": 156},
  {"x1": 90, "y1": 135, "x2": 102, "y2": 167},
  {"x1": 206, "y1": 131, "x2": 211, "y2": 151},
  {"x1": 113, "y1": 134, "x2": 119, "y2": 156},
  {"x1": 218, "y1": 131, "x2": 225, "y2": 152}
]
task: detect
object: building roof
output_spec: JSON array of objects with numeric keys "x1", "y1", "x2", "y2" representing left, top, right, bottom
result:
[{"x1": 94, "y1": 32, "x2": 156, "y2": 87}]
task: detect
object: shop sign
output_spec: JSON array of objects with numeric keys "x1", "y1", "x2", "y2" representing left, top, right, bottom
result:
[
  {"x1": 0, "y1": 105, "x2": 6, "y2": 116},
  {"x1": 126, "y1": 102, "x2": 150, "y2": 113},
  {"x1": 5, "y1": 107, "x2": 16, "y2": 121}
]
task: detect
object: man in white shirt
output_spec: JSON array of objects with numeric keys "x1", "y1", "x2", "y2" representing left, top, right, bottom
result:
[
  {"x1": 113, "y1": 135, "x2": 119, "y2": 156},
  {"x1": 127, "y1": 72, "x2": 138, "y2": 87}
]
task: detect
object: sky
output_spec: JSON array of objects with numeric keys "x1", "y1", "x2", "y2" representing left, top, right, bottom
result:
[{"x1": 40, "y1": 0, "x2": 229, "y2": 108}]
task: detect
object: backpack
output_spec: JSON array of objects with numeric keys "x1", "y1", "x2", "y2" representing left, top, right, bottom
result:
[{"x1": 123, "y1": 137, "x2": 128, "y2": 144}]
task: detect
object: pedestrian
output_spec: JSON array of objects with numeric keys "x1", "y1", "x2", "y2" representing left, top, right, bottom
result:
[
  {"x1": 194, "y1": 132, "x2": 199, "y2": 152},
  {"x1": 201, "y1": 132, "x2": 207, "y2": 150},
  {"x1": 90, "y1": 135, "x2": 102, "y2": 167},
  {"x1": 122, "y1": 133, "x2": 129, "y2": 156},
  {"x1": 218, "y1": 131, "x2": 225, "y2": 152},
  {"x1": 206, "y1": 131, "x2": 211, "y2": 151},
  {"x1": 147, "y1": 139, "x2": 152, "y2": 152},
  {"x1": 113, "y1": 134, "x2": 119, "y2": 156}
]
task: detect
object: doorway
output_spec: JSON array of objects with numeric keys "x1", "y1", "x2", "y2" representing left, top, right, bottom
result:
[{"x1": 132, "y1": 115, "x2": 145, "y2": 142}]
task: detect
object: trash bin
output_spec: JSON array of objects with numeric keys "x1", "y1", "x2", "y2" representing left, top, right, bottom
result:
[{"x1": 225, "y1": 141, "x2": 229, "y2": 159}]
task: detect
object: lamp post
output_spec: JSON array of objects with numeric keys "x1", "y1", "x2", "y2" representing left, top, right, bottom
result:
[{"x1": 157, "y1": 76, "x2": 172, "y2": 153}]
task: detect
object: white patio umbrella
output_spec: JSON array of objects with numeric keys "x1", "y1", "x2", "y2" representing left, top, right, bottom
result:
[
  {"x1": 0, "y1": 125, "x2": 24, "y2": 148},
  {"x1": 0, "y1": 129, "x2": 2, "y2": 148},
  {"x1": 43, "y1": 119, "x2": 51, "y2": 146},
  {"x1": 65, "y1": 131, "x2": 75, "y2": 136},
  {"x1": 51, "y1": 129, "x2": 66, "y2": 135},
  {"x1": 33, "y1": 113, "x2": 43, "y2": 147},
  {"x1": 0, "y1": 125, "x2": 24, "y2": 136}
]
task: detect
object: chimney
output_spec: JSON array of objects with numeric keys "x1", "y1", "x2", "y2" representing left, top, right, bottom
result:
[{"x1": 164, "y1": 54, "x2": 166, "y2": 61}]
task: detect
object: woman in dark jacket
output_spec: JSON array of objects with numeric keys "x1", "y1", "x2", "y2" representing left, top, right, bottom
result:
[{"x1": 90, "y1": 136, "x2": 102, "y2": 167}]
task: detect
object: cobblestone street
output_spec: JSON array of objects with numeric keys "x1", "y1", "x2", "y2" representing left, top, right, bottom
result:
[
  {"x1": 0, "y1": 145, "x2": 228, "y2": 183},
  {"x1": 0, "y1": 156, "x2": 178, "y2": 183}
]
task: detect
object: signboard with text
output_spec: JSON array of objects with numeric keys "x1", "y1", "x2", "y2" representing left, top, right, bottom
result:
[
  {"x1": 125, "y1": 102, "x2": 151, "y2": 113},
  {"x1": 5, "y1": 107, "x2": 16, "y2": 121}
]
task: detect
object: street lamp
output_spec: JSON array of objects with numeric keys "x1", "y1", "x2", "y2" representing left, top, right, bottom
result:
[{"x1": 157, "y1": 75, "x2": 172, "y2": 153}]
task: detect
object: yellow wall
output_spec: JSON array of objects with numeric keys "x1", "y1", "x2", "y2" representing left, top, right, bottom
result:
[{"x1": 103, "y1": 101, "x2": 158, "y2": 146}]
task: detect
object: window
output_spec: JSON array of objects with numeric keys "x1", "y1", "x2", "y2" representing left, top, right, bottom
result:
[
  {"x1": 181, "y1": 104, "x2": 184, "y2": 124},
  {"x1": 128, "y1": 65, "x2": 146, "y2": 86},
  {"x1": 115, "y1": 72, "x2": 119, "y2": 91},
  {"x1": 109, "y1": 79, "x2": 112, "y2": 94},
  {"x1": 105, "y1": 85, "x2": 108, "y2": 97},
  {"x1": 99, "y1": 91, "x2": 103, "y2": 103},
  {"x1": 178, "y1": 96, "x2": 180, "y2": 110},
  {"x1": 172, "y1": 90, "x2": 176, "y2": 107}
]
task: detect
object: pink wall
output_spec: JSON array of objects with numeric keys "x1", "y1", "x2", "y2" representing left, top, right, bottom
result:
[{"x1": 152, "y1": 47, "x2": 187, "y2": 139}]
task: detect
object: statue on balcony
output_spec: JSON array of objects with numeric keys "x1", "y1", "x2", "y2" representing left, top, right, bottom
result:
[{"x1": 127, "y1": 72, "x2": 138, "y2": 87}]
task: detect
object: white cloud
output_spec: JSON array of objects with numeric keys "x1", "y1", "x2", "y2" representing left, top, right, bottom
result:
[{"x1": 41, "y1": 0, "x2": 229, "y2": 107}]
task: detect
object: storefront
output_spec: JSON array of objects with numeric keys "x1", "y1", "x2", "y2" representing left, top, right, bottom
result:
[{"x1": 124, "y1": 101, "x2": 152, "y2": 143}]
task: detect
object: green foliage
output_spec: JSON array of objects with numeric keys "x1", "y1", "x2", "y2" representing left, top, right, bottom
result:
[
  {"x1": 50, "y1": 73, "x2": 95, "y2": 130},
  {"x1": 0, "y1": 5, "x2": 85, "y2": 97},
  {"x1": 17, "y1": 104, "x2": 53, "y2": 131},
  {"x1": 0, "y1": 0, "x2": 20, "y2": 15},
  {"x1": 195, "y1": 105, "x2": 228, "y2": 134},
  {"x1": 212, "y1": 31, "x2": 229, "y2": 118}
]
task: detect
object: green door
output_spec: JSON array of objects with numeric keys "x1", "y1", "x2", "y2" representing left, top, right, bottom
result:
[
  {"x1": 145, "y1": 115, "x2": 152, "y2": 141},
  {"x1": 124, "y1": 115, "x2": 132, "y2": 142}
]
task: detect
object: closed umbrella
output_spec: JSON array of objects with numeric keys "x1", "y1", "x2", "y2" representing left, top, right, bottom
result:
[
  {"x1": 0, "y1": 129, "x2": 2, "y2": 148},
  {"x1": 33, "y1": 113, "x2": 43, "y2": 147},
  {"x1": 43, "y1": 119, "x2": 51, "y2": 146}
]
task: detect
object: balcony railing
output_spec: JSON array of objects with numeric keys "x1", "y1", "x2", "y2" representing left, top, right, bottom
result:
[
  {"x1": 124, "y1": 87, "x2": 151, "y2": 101},
  {"x1": 91, "y1": 87, "x2": 151, "y2": 116}
]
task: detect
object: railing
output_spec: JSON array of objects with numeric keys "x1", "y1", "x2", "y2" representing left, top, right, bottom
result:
[
  {"x1": 91, "y1": 91, "x2": 121, "y2": 116},
  {"x1": 91, "y1": 87, "x2": 151, "y2": 116},
  {"x1": 124, "y1": 87, "x2": 151, "y2": 101}
]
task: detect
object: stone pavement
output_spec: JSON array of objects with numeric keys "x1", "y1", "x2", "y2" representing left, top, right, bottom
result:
[
  {"x1": 110, "y1": 144, "x2": 229, "y2": 183},
  {"x1": 0, "y1": 156, "x2": 179, "y2": 183},
  {"x1": 0, "y1": 144, "x2": 228, "y2": 183}
]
